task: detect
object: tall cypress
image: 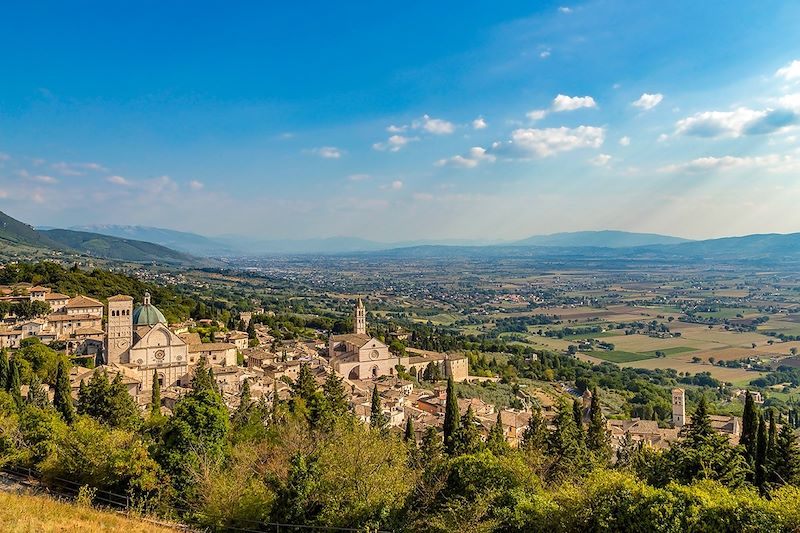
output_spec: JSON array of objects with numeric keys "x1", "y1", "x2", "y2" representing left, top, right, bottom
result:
[
  {"x1": 7, "y1": 359, "x2": 21, "y2": 407},
  {"x1": 522, "y1": 403, "x2": 548, "y2": 453},
  {"x1": 404, "y1": 416, "x2": 415, "y2": 444},
  {"x1": 587, "y1": 388, "x2": 611, "y2": 461},
  {"x1": 370, "y1": 385, "x2": 387, "y2": 430},
  {"x1": 150, "y1": 369, "x2": 162, "y2": 418},
  {"x1": 443, "y1": 376, "x2": 460, "y2": 454},
  {"x1": 741, "y1": 391, "x2": 758, "y2": 462},
  {"x1": 773, "y1": 423, "x2": 800, "y2": 486},
  {"x1": 53, "y1": 359, "x2": 75, "y2": 423},
  {"x1": 572, "y1": 398, "x2": 584, "y2": 440},
  {"x1": 755, "y1": 414, "x2": 768, "y2": 489},
  {"x1": 0, "y1": 349, "x2": 9, "y2": 390}
]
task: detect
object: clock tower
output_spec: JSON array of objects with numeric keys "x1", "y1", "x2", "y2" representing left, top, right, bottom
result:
[{"x1": 106, "y1": 295, "x2": 134, "y2": 364}]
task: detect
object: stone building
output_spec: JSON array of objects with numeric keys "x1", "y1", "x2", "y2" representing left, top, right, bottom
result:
[{"x1": 104, "y1": 292, "x2": 189, "y2": 393}]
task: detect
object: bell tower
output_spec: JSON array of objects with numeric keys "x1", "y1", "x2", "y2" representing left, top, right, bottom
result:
[
  {"x1": 354, "y1": 298, "x2": 366, "y2": 335},
  {"x1": 106, "y1": 295, "x2": 134, "y2": 364},
  {"x1": 672, "y1": 388, "x2": 686, "y2": 427}
]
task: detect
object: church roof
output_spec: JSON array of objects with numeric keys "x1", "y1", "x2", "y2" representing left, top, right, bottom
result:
[
  {"x1": 188, "y1": 342, "x2": 236, "y2": 353},
  {"x1": 66, "y1": 295, "x2": 103, "y2": 309},
  {"x1": 331, "y1": 333, "x2": 372, "y2": 347},
  {"x1": 108, "y1": 294, "x2": 134, "y2": 302},
  {"x1": 133, "y1": 301, "x2": 167, "y2": 326}
]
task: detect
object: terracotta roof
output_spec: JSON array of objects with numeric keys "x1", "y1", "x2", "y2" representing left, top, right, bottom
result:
[
  {"x1": 74, "y1": 327, "x2": 105, "y2": 335},
  {"x1": 45, "y1": 292, "x2": 70, "y2": 300},
  {"x1": 28, "y1": 286, "x2": 50, "y2": 292},
  {"x1": 330, "y1": 333, "x2": 372, "y2": 347},
  {"x1": 47, "y1": 313, "x2": 102, "y2": 322},
  {"x1": 108, "y1": 294, "x2": 134, "y2": 302},
  {"x1": 188, "y1": 342, "x2": 236, "y2": 353},
  {"x1": 66, "y1": 295, "x2": 103, "y2": 309}
]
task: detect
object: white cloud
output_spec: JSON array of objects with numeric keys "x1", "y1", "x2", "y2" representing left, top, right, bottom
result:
[
  {"x1": 508, "y1": 126, "x2": 605, "y2": 157},
  {"x1": 674, "y1": 106, "x2": 797, "y2": 137},
  {"x1": 472, "y1": 117, "x2": 488, "y2": 130},
  {"x1": 776, "y1": 60, "x2": 800, "y2": 81},
  {"x1": 189, "y1": 180, "x2": 204, "y2": 190},
  {"x1": 436, "y1": 146, "x2": 497, "y2": 168},
  {"x1": 107, "y1": 175, "x2": 131, "y2": 186},
  {"x1": 372, "y1": 135, "x2": 418, "y2": 152},
  {"x1": 559, "y1": 6, "x2": 572, "y2": 13},
  {"x1": 387, "y1": 124, "x2": 407, "y2": 133},
  {"x1": 526, "y1": 109, "x2": 548, "y2": 121},
  {"x1": 31, "y1": 174, "x2": 58, "y2": 184},
  {"x1": 551, "y1": 94, "x2": 597, "y2": 112},
  {"x1": 312, "y1": 146, "x2": 343, "y2": 159},
  {"x1": 660, "y1": 154, "x2": 794, "y2": 173},
  {"x1": 590, "y1": 154, "x2": 612, "y2": 166},
  {"x1": 51, "y1": 161, "x2": 107, "y2": 175},
  {"x1": 390, "y1": 180, "x2": 403, "y2": 190},
  {"x1": 619, "y1": 136, "x2": 631, "y2": 146},
  {"x1": 657, "y1": 133, "x2": 669, "y2": 142},
  {"x1": 414, "y1": 114, "x2": 455, "y2": 134},
  {"x1": 347, "y1": 173, "x2": 371, "y2": 181},
  {"x1": 632, "y1": 93, "x2": 664, "y2": 110},
  {"x1": 540, "y1": 50, "x2": 551, "y2": 59}
]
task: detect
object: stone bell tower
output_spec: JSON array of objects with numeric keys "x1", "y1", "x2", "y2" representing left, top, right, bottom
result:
[
  {"x1": 106, "y1": 295, "x2": 134, "y2": 364},
  {"x1": 672, "y1": 388, "x2": 686, "y2": 427},
  {"x1": 354, "y1": 298, "x2": 366, "y2": 335}
]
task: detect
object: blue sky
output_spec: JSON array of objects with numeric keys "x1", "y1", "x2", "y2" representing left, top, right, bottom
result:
[{"x1": 2, "y1": 1, "x2": 800, "y2": 240}]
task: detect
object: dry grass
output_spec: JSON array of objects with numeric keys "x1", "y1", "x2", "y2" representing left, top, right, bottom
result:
[{"x1": 0, "y1": 491, "x2": 178, "y2": 533}]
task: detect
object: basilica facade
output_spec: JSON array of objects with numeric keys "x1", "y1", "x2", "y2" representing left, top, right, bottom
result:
[{"x1": 105, "y1": 292, "x2": 188, "y2": 392}]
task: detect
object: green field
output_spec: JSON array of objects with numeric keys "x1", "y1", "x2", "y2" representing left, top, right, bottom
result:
[
  {"x1": 639, "y1": 346, "x2": 698, "y2": 357},
  {"x1": 586, "y1": 350, "x2": 657, "y2": 363},
  {"x1": 563, "y1": 330, "x2": 621, "y2": 340}
]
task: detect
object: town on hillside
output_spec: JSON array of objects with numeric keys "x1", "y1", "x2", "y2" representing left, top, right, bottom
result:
[{"x1": 0, "y1": 282, "x2": 749, "y2": 451}]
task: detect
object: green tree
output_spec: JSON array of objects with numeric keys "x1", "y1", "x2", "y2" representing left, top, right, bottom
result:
[
  {"x1": 0, "y1": 349, "x2": 9, "y2": 389},
  {"x1": 548, "y1": 398, "x2": 585, "y2": 471},
  {"x1": 755, "y1": 413, "x2": 768, "y2": 490},
  {"x1": 521, "y1": 404, "x2": 548, "y2": 453},
  {"x1": 665, "y1": 395, "x2": 748, "y2": 488},
  {"x1": 322, "y1": 370, "x2": 348, "y2": 417},
  {"x1": 572, "y1": 398, "x2": 584, "y2": 438},
  {"x1": 420, "y1": 427, "x2": 444, "y2": 465},
  {"x1": 370, "y1": 385, "x2": 388, "y2": 431},
  {"x1": 7, "y1": 359, "x2": 22, "y2": 407},
  {"x1": 443, "y1": 376, "x2": 460, "y2": 454},
  {"x1": 451, "y1": 406, "x2": 483, "y2": 456},
  {"x1": 150, "y1": 369, "x2": 161, "y2": 418},
  {"x1": 772, "y1": 423, "x2": 800, "y2": 486},
  {"x1": 25, "y1": 374, "x2": 49, "y2": 408},
  {"x1": 586, "y1": 388, "x2": 611, "y2": 462},
  {"x1": 52, "y1": 359, "x2": 75, "y2": 424},
  {"x1": 404, "y1": 416, "x2": 415, "y2": 444},
  {"x1": 741, "y1": 391, "x2": 758, "y2": 463},
  {"x1": 486, "y1": 411, "x2": 508, "y2": 455}
]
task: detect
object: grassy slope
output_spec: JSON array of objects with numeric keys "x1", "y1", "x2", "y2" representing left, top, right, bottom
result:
[
  {"x1": 42, "y1": 229, "x2": 195, "y2": 265},
  {"x1": 0, "y1": 491, "x2": 178, "y2": 532}
]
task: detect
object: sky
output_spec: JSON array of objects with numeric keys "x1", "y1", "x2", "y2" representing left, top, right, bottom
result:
[{"x1": 2, "y1": 1, "x2": 800, "y2": 241}]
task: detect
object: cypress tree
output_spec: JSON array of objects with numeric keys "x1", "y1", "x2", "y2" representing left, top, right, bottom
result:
[
  {"x1": 420, "y1": 426, "x2": 443, "y2": 464},
  {"x1": 522, "y1": 403, "x2": 548, "y2": 453},
  {"x1": 322, "y1": 370, "x2": 348, "y2": 416},
  {"x1": 572, "y1": 398, "x2": 584, "y2": 439},
  {"x1": 77, "y1": 379, "x2": 87, "y2": 414},
  {"x1": 150, "y1": 369, "x2": 162, "y2": 418},
  {"x1": 773, "y1": 423, "x2": 800, "y2": 486},
  {"x1": 767, "y1": 409, "x2": 777, "y2": 465},
  {"x1": 755, "y1": 413, "x2": 768, "y2": 489},
  {"x1": 741, "y1": 391, "x2": 758, "y2": 462},
  {"x1": 26, "y1": 375, "x2": 49, "y2": 408},
  {"x1": 443, "y1": 376, "x2": 460, "y2": 454},
  {"x1": 0, "y1": 349, "x2": 9, "y2": 389},
  {"x1": 53, "y1": 359, "x2": 75, "y2": 423},
  {"x1": 549, "y1": 398, "x2": 584, "y2": 465},
  {"x1": 370, "y1": 385, "x2": 387, "y2": 430},
  {"x1": 587, "y1": 388, "x2": 611, "y2": 462},
  {"x1": 452, "y1": 405, "x2": 483, "y2": 455},
  {"x1": 404, "y1": 416, "x2": 415, "y2": 444},
  {"x1": 7, "y1": 359, "x2": 21, "y2": 407},
  {"x1": 486, "y1": 410, "x2": 508, "y2": 454}
]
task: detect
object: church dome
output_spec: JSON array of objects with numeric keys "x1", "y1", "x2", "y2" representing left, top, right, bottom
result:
[{"x1": 133, "y1": 292, "x2": 167, "y2": 326}]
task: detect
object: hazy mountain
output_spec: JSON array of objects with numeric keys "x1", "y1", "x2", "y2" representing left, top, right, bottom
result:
[
  {"x1": 216, "y1": 235, "x2": 502, "y2": 254},
  {"x1": 0, "y1": 211, "x2": 210, "y2": 266},
  {"x1": 72, "y1": 224, "x2": 237, "y2": 256},
  {"x1": 513, "y1": 230, "x2": 691, "y2": 248}
]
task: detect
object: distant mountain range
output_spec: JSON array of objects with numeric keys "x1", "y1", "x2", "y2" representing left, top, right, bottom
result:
[
  {"x1": 0, "y1": 211, "x2": 203, "y2": 266},
  {"x1": 10, "y1": 213, "x2": 800, "y2": 265},
  {"x1": 511, "y1": 230, "x2": 691, "y2": 248}
]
